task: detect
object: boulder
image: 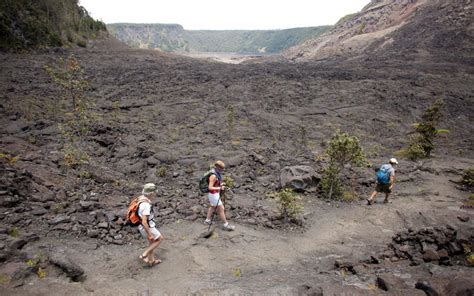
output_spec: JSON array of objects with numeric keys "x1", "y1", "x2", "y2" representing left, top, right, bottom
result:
[
  {"x1": 11, "y1": 266, "x2": 31, "y2": 287},
  {"x1": 437, "y1": 249, "x2": 449, "y2": 260},
  {"x1": 31, "y1": 208, "x2": 48, "y2": 216},
  {"x1": 49, "y1": 253, "x2": 85, "y2": 282},
  {"x1": 415, "y1": 281, "x2": 439, "y2": 296},
  {"x1": 145, "y1": 156, "x2": 160, "y2": 166},
  {"x1": 457, "y1": 216, "x2": 470, "y2": 222},
  {"x1": 297, "y1": 284, "x2": 323, "y2": 296},
  {"x1": 79, "y1": 201, "x2": 95, "y2": 211},
  {"x1": 334, "y1": 259, "x2": 356, "y2": 274},
  {"x1": 280, "y1": 166, "x2": 321, "y2": 191},
  {"x1": 49, "y1": 215, "x2": 71, "y2": 225},
  {"x1": 444, "y1": 277, "x2": 474, "y2": 296},
  {"x1": 376, "y1": 276, "x2": 389, "y2": 291},
  {"x1": 423, "y1": 249, "x2": 440, "y2": 262},
  {"x1": 226, "y1": 155, "x2": 245, "y2": 167},
  {"x1": 447, "y1": 241, "x2": 463, "y2": 255},
  {"x1": 98, "y1": 222, "x2": 109, "y2": 229},
  {"x1": 87, "y1": 229, "x2": 99, "y2": 238}
]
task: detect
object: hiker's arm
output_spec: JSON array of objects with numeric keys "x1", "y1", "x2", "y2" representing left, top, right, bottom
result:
[
  {"x1": 208, "y1": 175, "x2": 223, "y2": 192},
  {"x1": 141, "y1": 215, "x2": 154, "y2": 242},
  {"x1": 389, "y1": 175, "x2": 395, "y2": 189}
]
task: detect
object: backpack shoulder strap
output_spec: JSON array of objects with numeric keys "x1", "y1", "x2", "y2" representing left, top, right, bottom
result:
[
  {"x1": 135, "y1": 196, "x2": 153, "y2": 219},
  {"x1": 137, "y1": 195, "x2": 151, "y2": 204}
]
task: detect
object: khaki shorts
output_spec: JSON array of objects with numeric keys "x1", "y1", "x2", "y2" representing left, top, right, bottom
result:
[
  {"x1": 139, "y1": 226, "x2": 161, "y2": 241},
  {"x1": 376, "y1": 183, "x2": 391, "y2": 193}
]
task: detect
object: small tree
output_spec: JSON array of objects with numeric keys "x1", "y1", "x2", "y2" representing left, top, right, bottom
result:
[
  {"x1": 269, "y1": 188, "x2": 303, "y2": 223},
  {"x1": 321, "y1": 130, "x2": 366, "y2": 199},
  {"x1": 404, "y1": 99, "x2": 448, "y2": 160},
  {"x1": 45, "y1": 56, "x2": 93, "y2": 171}
]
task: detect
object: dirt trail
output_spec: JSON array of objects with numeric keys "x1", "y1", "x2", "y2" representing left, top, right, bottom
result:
[{"x1": 6, "y1": 156, "x2": 472, "y2": 295}]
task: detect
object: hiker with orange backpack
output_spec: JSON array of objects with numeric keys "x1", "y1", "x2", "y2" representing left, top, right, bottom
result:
[
  {"x1": 126, "y1": 183, "x2": 164, "y2": 266},
  {"x1": 203, "y1": 161, "x2": 235, "y2": 231},
  {"x1": 367, "y1": 158, "x2": 398, "y2": 205}
]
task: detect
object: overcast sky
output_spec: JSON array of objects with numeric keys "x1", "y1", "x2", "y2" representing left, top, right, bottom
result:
[{"x1": 79, "y1": 0, "x2": 371, "y2": 30}]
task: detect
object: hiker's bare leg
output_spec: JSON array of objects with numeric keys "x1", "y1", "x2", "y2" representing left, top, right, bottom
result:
[
  {"x1": 206, "y1": 206, "x2": 216, "y2": 220},
  {"x1": 384, "y1": 193, "x2": 390, "y2": 203},
  {"x1": 146, "y1": 239, "x2": 162, "y2": 263},
  {"x1": 143, "y1": 236, "x2": 163, "y2": 261},
  {"x1": 368, "y1": 191, "x2": 377, "y2": 202},
  {"x1": 217, "y1": 205, "x2": 228, "y2": 224}
]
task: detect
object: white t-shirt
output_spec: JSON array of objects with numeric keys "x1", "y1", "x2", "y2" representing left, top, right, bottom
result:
[
  {"x1": 382, "y1": 164, "x2": 395, "y2": 177},
  {"x1": 137, "y1": 198, "x2": 156, "y2": 228}
]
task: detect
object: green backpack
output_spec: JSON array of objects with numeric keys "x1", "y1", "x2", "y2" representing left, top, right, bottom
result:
[{"x1": 199, "y1": 170, "x2": 215, "y2": 193}]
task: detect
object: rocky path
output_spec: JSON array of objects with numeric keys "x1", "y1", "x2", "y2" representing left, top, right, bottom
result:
[{"x1": 4, "y1": 156, "x2": 473, "y2": 295}]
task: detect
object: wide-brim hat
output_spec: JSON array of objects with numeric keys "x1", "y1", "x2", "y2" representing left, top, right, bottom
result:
[{"x1": 143, "y1": 183, "x2": 157, "y2": 194}]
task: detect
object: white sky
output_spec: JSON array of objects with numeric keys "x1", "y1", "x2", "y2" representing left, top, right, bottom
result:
[{"x1": 79, "y1": 0, "x2": 371, "y2": 30}]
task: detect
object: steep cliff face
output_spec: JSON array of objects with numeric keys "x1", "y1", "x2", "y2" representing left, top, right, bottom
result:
[
  {"x1": 283, "y1": 0, "x2": 474, "y2": 62},
  {"x1": 107, "y1": 23, "x2": 331, "y2": 54},
  {"x1": 107, "y1": 23, "x2": 188, "y2": 51},
  {"x1": 0, "y1": 0, "x2": 107, "y2": 49}
]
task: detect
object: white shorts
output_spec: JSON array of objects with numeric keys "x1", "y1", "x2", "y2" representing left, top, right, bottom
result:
[
  {"x1": 208, "y1": 192, "x2": 223, "y2": 207},
  {"x1": 139, "y1": 226, "x2": 161, "y2": 241}
]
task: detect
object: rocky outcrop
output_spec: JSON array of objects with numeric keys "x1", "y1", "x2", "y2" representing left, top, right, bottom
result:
[
  {"x1": 279, "y1": 166, "x2": 321, "y2": 191},
  {"x1": 382, "y1": 225, "x2": 473, "y2": 267},
  {"x1": 283, "y1": 0, "x2": 474, "y2": 63}
]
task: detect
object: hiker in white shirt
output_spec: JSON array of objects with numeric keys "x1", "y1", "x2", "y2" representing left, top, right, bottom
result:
[{"x1": 138, "y1": 183, "x2": 164, "y2": 266}]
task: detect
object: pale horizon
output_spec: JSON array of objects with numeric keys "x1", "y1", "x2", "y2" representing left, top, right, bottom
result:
[{"x1": 79, "y1": 0, "x2": 371, "y2": 30}]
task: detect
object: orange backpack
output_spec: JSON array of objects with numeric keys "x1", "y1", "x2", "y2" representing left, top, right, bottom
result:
[{"x1": 125, "y1": 196, "x2": 150, "y2": 226}]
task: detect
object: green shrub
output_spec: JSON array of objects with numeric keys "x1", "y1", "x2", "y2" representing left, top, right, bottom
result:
[
  {"x1": 222, "y1": 175, "x2": 235, "y2": 189},
  {"x1": 462, "y1": 167, "x2": 474, "y2": 187},
  {"x1": 403, "y1": 99, "x2": 448, "y2": 160},
  {"x1": 321, "y1": 130, "x2": 367, "y2": 200},
  {"x1": 0, "y1": 273, "x2": 10, "y2": 285},
  {"x1": 66, "y1": 30, "x2": 74, "y2": 43},
  {"x1": 269, "y1": 188, "x2": 303, "y2": 222},
  {"x1": 157, "y1": 166, "x2": 167, "y2": 177},
  {"x1": 401, "y1": 141, "x2": 427, "y2": 161},
  {"x1": 342, "y1": 191, "x2": 359, "y2": 202},
  {"x1": 320, "y1": 165, "x2": 343, "y2": 200},
  {"x1": 76, "y1": 38, "x2": 87, "y2": 48},
  {"x1": 9, "y1": 227, "x2": 19, "y2": 237}
]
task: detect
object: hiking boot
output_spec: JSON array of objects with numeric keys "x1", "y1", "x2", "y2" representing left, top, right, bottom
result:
[
  {"x1": 366, "y1": 198, "x2": 373, "y2": 205},
  {"x1": 204, "y1": 219, "x2": 211, "y2": 225},
  {"x1": 223, "y1": 223, "x2": 235, "y2": 231}
]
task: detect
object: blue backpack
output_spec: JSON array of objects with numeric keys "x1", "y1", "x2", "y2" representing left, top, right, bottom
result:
[{"x1": 376, "y1": 165, "x2": 391, "y2": 185}]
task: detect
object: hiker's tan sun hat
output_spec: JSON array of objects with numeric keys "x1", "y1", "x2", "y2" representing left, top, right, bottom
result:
[
  {"x1": 389, "y1": 158, "x2": 399, "y2": 164},
  {"x1": 214, "y1": 160, "x2": 225, "y2": 169},
  {"x1": 142, "y1": 183, "x2": 157, "y2": 194}
]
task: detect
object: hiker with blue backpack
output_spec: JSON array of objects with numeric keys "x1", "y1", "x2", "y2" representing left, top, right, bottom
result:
[
  {"x1": 367, "y1": 158, "x2": 399, "y2": 205},
  {"x1": 201, "y1": 160, "x2": 235, "y2": 231}
]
